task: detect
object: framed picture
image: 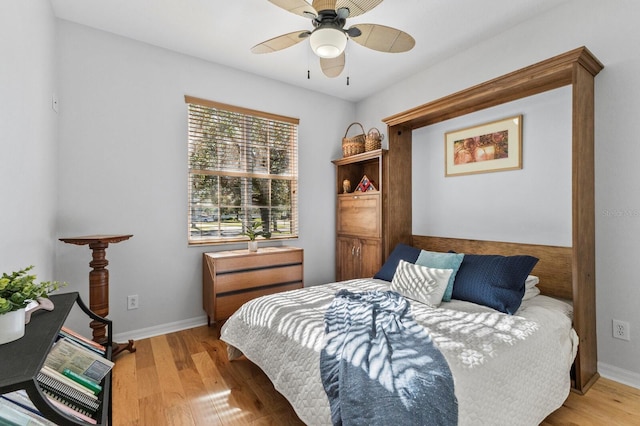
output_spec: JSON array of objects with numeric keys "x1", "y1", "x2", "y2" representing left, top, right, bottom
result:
[{"x1": 445, "y1": 115, "x2": 522, "y2": 177}]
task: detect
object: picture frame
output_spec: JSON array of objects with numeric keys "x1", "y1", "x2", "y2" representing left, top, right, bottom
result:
[{"x1": 445, "y1": 115, "x2": 522, "y2": 177}]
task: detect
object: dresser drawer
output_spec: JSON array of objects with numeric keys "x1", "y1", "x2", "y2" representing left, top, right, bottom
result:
[
  {"x1": 214, "y1": 250, "x2": 303, "y2": 274},
  {"x1": 216, "y1": 264, "x2": 303, "y2": 294},
  {"x1": 215, "y1": 282, "x2": 302, "y2": 320}
]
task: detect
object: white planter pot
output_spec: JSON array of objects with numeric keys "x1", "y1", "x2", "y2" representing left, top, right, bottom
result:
[
  {"x1": 0, "y1": 308, "x2": 26, "y2": 344},
  {"x1": 248, "y1": 241, "x2": 258, "y2": 252}
]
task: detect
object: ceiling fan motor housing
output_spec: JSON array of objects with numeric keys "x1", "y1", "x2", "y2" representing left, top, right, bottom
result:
[{"x1": 312, "y1": 9, "x2": 347, "y2": 29}]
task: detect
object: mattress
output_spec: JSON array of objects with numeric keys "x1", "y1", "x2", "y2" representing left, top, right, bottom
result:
[{"x1": 220, "y1": 278, "x2": 578, "y2": 425}]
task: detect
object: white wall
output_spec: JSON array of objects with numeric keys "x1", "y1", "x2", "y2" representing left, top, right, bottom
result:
[
  {"x1": 413, "y1": 87, "x2": 572, "y2": 246},
  {"x1": 54, "y1": 20, "x2": 353, "y2": 338},
  {"x1": 0, "y1": 1, "x2": 58, "y2": 278},
  {"x1": 356, "y1": 0, "x2": 640, "y2": 388}
]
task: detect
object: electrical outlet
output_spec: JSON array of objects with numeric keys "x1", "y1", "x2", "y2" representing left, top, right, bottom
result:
[
  {"x1": 127, "y1": 295, "x2": 139, "y2": 310},
  {"x1": 612, "y1": 319, "x2": 630, "y2": 341}
]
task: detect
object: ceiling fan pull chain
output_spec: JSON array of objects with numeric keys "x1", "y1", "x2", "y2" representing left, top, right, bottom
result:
[
  {"x1": 346, "y1": 47, "x2": 349, "y2": 85},
  {"x1": 307, "y1": 44, "x2": 313, "y2": 80}
]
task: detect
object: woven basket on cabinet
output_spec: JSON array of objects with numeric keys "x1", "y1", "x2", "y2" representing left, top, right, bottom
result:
[
  {"x1": 342, "y1": 122, "x2": 366, "y2": 157},
  {"x1": 365, "y1": 127, "x2": 384, "y2": 151}
]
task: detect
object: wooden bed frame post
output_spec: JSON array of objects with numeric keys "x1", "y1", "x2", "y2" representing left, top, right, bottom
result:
[
  {"x1": 383, "y1": 47, "x2": 603, "y2": 393},
  {"x1": 384, "y1": 124, "x2": 413, "y2": 260},
  {"x1": 571, "y1": 60, "x2": 599, "y2": 393}
]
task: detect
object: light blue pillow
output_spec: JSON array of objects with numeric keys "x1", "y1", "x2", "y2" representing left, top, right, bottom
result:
[{"x1": 415, "y1": 250, "x2": 464, "y2": 302}]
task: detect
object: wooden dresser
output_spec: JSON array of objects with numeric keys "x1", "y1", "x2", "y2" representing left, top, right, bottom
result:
[{"x1": 202, "y1": 246, "x2": 303, "y2": 325}]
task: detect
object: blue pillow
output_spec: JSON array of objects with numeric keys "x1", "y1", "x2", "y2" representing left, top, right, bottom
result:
[
  {"x1": 373, "y1": 243, "x2": 421, "y2": 282},
  {"x1": 415, "y1": 250, "x2": 464, "y2": 302},
  {"x1": 451, "y1": 254, "x2": 538, "y2": 314}
]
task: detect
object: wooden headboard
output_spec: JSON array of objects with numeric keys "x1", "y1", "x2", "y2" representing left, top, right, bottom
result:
[{"x1": 412, "y1": 235, "x2": 572, "y2": 300}]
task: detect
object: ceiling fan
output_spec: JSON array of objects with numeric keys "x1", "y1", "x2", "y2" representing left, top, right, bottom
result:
[{"x1": 251, "y1": 0, "x2": 415, "y2": 78}]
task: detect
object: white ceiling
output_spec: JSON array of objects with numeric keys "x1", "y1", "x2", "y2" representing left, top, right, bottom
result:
[{"x1": 50, "y1": 0, "x2": 568, "y2": 102}]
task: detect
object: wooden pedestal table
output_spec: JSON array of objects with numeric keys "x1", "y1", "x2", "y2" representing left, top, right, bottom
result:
[{"x1": 59, "y1": 234, "x2": 136, "y2": 357}]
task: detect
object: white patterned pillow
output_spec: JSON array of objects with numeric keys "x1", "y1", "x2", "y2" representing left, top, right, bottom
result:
[{"x1": 391, "y1": 260, "x2": 453, "y2": 307}]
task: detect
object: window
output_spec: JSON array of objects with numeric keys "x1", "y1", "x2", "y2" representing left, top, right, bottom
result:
[{"x1": 186, "y1": 96, "x2": 299, "y2": 245}]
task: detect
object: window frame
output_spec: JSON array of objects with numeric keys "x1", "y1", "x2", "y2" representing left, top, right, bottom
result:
[{"x1": 185, "y1": 95, "x2": 299, "y2": 246}]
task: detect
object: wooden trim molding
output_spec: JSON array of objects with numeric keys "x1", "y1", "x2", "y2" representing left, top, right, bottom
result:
[
  {"x1": 184, "y1": 95, "x2": 300, "y2": 124},
  {"x1": 383, "y1": 46, "x2": 603, "y2": 129}
]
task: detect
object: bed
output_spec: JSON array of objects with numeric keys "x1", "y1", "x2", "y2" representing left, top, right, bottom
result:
[
  {"x1": 220, "y1": 239, "x2": 579, "y2": 425},
  {"x1": 219, "y1": 48, "x2": 602, "y2": 424}
]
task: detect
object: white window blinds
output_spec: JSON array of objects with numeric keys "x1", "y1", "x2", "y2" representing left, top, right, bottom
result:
[{"x1": 186, "y1": 96, "x2": 299, "y2": 245}]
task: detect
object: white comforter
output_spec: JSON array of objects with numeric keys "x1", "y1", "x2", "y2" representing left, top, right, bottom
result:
[{"x1": 220, "y1": 278, "x2": 578, "y2": 425}]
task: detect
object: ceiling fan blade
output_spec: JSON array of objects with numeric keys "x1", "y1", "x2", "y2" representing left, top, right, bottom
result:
[
  {"x1": 348, "y1": 23, "x2": 415, "y2": 53},
  {"x1": 335, "y1": 0, "x2": 383, "y2": 17},
  {"x1": 312, "y1": 0, "x2": 337, "y2": 13},
  {"x1": 251, "y1": 31, "x2": 310, "y2": 54},
  {"x1": 269, "y1": 0, "x2": 318, "y2": 19},
  {"x1": 320, "y1": 53, "x2": 345, "y2": 78}
]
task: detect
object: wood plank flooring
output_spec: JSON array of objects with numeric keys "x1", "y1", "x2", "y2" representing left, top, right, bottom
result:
[{"x1": 112, "y1": 325, "x2": 640, "y2": 425}]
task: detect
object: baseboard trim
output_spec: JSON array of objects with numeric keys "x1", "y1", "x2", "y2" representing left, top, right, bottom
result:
[
  {"x1": 598, "y1": 362, "x2": 640, "y2": 390},
  {"x1": 112, "y1": 315, "x2": 208, "y2": 343}
]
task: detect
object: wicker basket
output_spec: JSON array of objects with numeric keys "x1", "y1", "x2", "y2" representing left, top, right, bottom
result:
[
  {"x1": 365, "y1": 127, "x2": 384, "y2": 151},
  {"x1": 342, "y1": 122, "x2": 366, "y2": 157}
]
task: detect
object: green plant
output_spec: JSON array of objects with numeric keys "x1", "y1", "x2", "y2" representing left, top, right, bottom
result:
[
  {"x1": 0, "y1": 266, "x2": 65, "y2": 314},
  {"x1": 242, "y1": 220, "x2": 271, "y2": 241}
]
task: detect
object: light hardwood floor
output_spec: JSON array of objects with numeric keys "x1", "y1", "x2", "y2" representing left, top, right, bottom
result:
[{"x1": 112, "y1": 325, "x2": 640, "y2": 425}]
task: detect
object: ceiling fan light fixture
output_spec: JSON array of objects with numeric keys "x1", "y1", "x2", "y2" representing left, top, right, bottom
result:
[{"x1": 309, "y1": 27, "x2": 347, "y2": 58}]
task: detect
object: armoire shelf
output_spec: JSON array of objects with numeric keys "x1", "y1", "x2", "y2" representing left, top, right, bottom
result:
[{"x1": 0, "y1": 292, "x2": 113, "y2": 425}]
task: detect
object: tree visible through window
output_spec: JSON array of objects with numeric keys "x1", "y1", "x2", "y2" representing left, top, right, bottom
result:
[{"x1": 186, "y1": 96, "x2": 298, "y2": 245}]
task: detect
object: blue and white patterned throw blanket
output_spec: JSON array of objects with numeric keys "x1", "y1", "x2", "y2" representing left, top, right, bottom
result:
[{"x1": 320, "y1": 289, "x2": 458, "y2": 426}]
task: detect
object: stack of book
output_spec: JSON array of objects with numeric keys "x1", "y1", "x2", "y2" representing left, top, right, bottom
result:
[
  {"x1": 59, "y1": 327, "x2": 107, "y2": 357},
  {"x1": 0, "y1": 390, "x2": 57, "y2": 426},
  {"x1": 0, "y1": 327, "x2": 113, "y2": 425}
]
